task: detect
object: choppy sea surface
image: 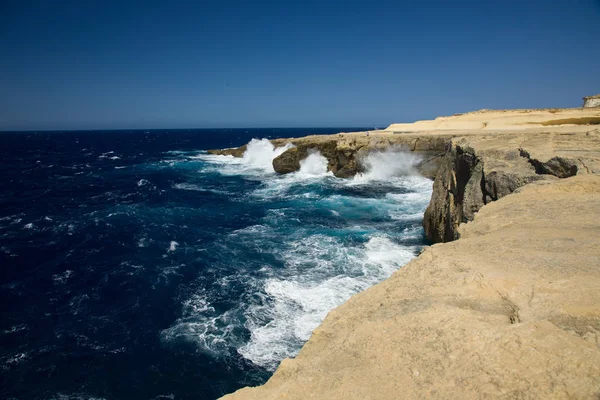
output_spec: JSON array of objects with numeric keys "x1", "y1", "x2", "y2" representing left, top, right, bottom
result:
[{"x1": 0, "y1": 128, "x2": 432, "y2": 400}]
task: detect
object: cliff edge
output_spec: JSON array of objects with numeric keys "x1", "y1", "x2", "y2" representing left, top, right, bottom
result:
[
  {"x1": 218, "y1": 108, "x2": 600, "y2": 399},
  {"x1": 223, "y1": 175, "x2": 600, "y2": 399}
]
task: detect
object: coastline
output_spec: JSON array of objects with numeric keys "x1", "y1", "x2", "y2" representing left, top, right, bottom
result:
[{"x1": 218, "y1": 108, "x2": 600, "y2": 399}]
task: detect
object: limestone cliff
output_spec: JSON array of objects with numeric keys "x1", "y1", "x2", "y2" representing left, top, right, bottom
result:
[
  {"x1": 216, "y1": 108, "x2": 600, "y2": 400},
  {"x1": 208, "y1": 125, "x2": 600, "y2": 245},
  {"x1": 423, "y1": 129, "x2": 600, "y2": 242},
  {"x1": 222, "y1": 175, "x2": 600, "y2": 399}
]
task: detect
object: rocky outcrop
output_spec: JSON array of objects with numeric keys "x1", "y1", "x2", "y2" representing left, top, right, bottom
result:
[
  {"x1": 422, "y1": 144, "x2": 550, "y2": 243},
  {"x1": 423, "y1": 129, "x2": 600, "y2": 243},
  {"x1": 272, "y1": 141, "x2": 365, "y2": 178},
  {"x1": 423, "y1": 145, "x2": 485, "y2": 243},
  {"x1": 583, "y1": 94, "x2": 600, "y2": 108},
  {"x1": 208, "y1": 128, "x2": 600, "y2": 245},
  {"x1": 270, "y1": 140, "x2": 357, "y2": 176},
  {"x1": 519, "y1": 149, "x2": 579, "y2": 178},
  {"x1": 210, "y1": 134, "x2": 449, "y2": 179},
  {"x1": 207, "y1": 145, "x2": 247, "y2": 157}
]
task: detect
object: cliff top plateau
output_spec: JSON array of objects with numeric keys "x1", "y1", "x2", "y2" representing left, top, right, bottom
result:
[{"x1": 386, "y1": 107, "x2": 600, "y2": 132}]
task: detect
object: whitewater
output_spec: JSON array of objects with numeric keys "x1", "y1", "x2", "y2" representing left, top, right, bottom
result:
[
  {"x1": 162, "y1": 139, "x2": 432, "y2": 369},
  {"x1": 0, "y1": 130, "x2": 431, "y2": 400}
]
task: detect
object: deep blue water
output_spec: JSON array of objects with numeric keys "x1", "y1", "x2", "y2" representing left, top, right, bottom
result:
[{"x1": 0, "y1": 128, "x2": 432, "y2": 400}]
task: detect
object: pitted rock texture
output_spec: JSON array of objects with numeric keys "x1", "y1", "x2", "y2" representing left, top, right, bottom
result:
[
  {"x1": 221, "y1": 175, "x2": 600, "y2": 400},
  {"x1": 216, "y1": 110, "x2": 600, "y2": 400},
  {"x1": 423, "y1": 129, "x2": 600, "y2": 243}
]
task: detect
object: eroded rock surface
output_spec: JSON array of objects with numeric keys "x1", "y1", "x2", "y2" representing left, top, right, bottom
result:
[
  {"x1": 222, "y1": 175, "x2": 600, "y2": 400},
  {"x1": 423, "y1": 130, "x2": 600, "y2": 242},
  {"x1": 207, "y1": 145, "x2": 247, "y2": 157},
  {"x1": 209, "y1": 133, "x2": 448, "y2": 179},
  {"x1": 214, "y1": 109, "x2": 600, "y2": 399}
]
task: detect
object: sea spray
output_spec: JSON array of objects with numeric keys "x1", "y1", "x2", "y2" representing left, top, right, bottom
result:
[
  {"x1": 2, "y1": 128, "x2": 384, "y2": 400},
  {"x1": 162, "y1": 140, "x2": 433, "y2": 371},
  {"x1": 240, "y1": 149, "x2": 331, "y2": 199},
  {"x1": 241, "y1": 139, "x2": 294, "y2": 172},
  {"x1": 354, "y1": 147, "x2": 422, "y2": 182},
  {"x1": 236, "y1": 235, "x2": 416, "y2": 369},
  {"x1": 298, "y1": 150, "x2": 329, "y2": 176}
]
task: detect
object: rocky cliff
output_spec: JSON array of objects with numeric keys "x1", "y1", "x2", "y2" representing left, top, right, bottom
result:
[
  {"x1": 422, "y1": 130, "x2": 599, "y2": 242},
  {"x1": 209, "y1": 125, "x2": 600, "y2": 245},
  {"x1": 209, "y1": 133, "x2": 448, "y2": 179},
  {"x1": 222, "y1": 174, "x2": 600, "y2": 399},
  {"x1": 215, "y1": 109, "x2": 600, "y2": 399}
]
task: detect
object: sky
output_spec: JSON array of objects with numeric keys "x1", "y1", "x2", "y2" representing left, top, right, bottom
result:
[{"x1": 1, "y1": 0, "x2": 599, "y2": 130}]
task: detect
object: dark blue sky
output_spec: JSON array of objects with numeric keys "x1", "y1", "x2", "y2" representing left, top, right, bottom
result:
[{"x1": 1, "y1": 0, "x2": 599, "y2": 130}]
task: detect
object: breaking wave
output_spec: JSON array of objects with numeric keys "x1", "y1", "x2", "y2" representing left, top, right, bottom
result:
[
  {"x1": 354, "y1": 147, "x2": 422, "y2": 182},
  {"x1": 241, "y1": 139, "x2": 294, "y2": 172},
  {"x1": 161, "y1": 139, "x2": 433, "y2": 370},
  {"x1": 2, "y1": 130, "x2": 430, "y2": 398},
  {"x1": 298, "y1": 150, "x2": 329, "y2": 177}
]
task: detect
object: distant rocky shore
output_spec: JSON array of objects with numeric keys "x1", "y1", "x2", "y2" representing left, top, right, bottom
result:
[{"x1": 214, "y1": 107, "x2": 600, "y2": 399}]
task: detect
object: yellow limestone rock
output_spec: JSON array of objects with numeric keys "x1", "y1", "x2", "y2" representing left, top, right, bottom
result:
[
  {"x1": 216, "y1": 108, "x2": 600, "y2": 399},
  {"x1": 222, "y1": 175, "x2": 600, "y2": 399}
]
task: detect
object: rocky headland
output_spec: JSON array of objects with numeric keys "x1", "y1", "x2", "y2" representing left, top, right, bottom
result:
[{"x1": 215, "y1": 107, "x2": 600, "y2": 399}]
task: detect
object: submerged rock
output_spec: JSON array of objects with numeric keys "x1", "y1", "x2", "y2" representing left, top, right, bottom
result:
[{"x1": 207, "y1": 145, "x2": 247, "y2": 157}]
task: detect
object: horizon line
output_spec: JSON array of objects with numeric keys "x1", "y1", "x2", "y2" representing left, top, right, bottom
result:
[{"x1": 0, "y1": 125, "x2": 382, "y2": 134}]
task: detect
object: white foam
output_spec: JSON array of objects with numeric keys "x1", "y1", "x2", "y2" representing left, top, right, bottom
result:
[
  {"x1": 241, "y1": 139, "x2": 294, "y2": 172},
  {"x1": 4, "y1": 352, "x2": 29, "y2": 366},
  {"x1": 247, "y1": 151, "x2": 333, "y2": 201},
  {"x1": 364, "y1": 236, "x2": 415, "y2": 268},
  {"x1": 353, "y1": 148, "x2": 422, "y2": 182},
  {"x1": 53, "y1": 270, "x2": 74, "y2": 285},
  {"x1": 160, "y1": 293, "x2": 241, "y2": 355},
  {"x1": 2, "y1": 324, "x2": 27, "y2": 335},
  {"x1": 168, "y1": 241, "x2": 179, "y2": 252},
  {"x1": 161, "y1": 144, "x2": 432, "y2": 370},
  {"x1": 237, "y1": 235, "x2": 416, "y2": 369},
  {"x1": 162, "y1": 230, "x2": 423, "y2": 369},
  {"x1": 173, "y1": 183, "x2": 203, "y2": 191},
  {"x1": 99, "y1": 151, "x2": 120, "y2": 160},
  {"x1": 298, "y1": 150, "x2": 329, "y2": 176},
  {"x1": 188, "y1": 139, "x2": 294, "y2": 178},
  {"x1": 173, "y1": 183, "x2": 231, "y2": 196}
]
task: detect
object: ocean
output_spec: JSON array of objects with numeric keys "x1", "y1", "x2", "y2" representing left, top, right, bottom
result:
[{"x1": 0, "y1": 128, "x2": 432, "y2": 400}]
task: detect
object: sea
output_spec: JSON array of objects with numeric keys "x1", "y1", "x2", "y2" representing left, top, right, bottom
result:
[{"x1": 0, "y1": 128, "x2": 432, "y2": 400}]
